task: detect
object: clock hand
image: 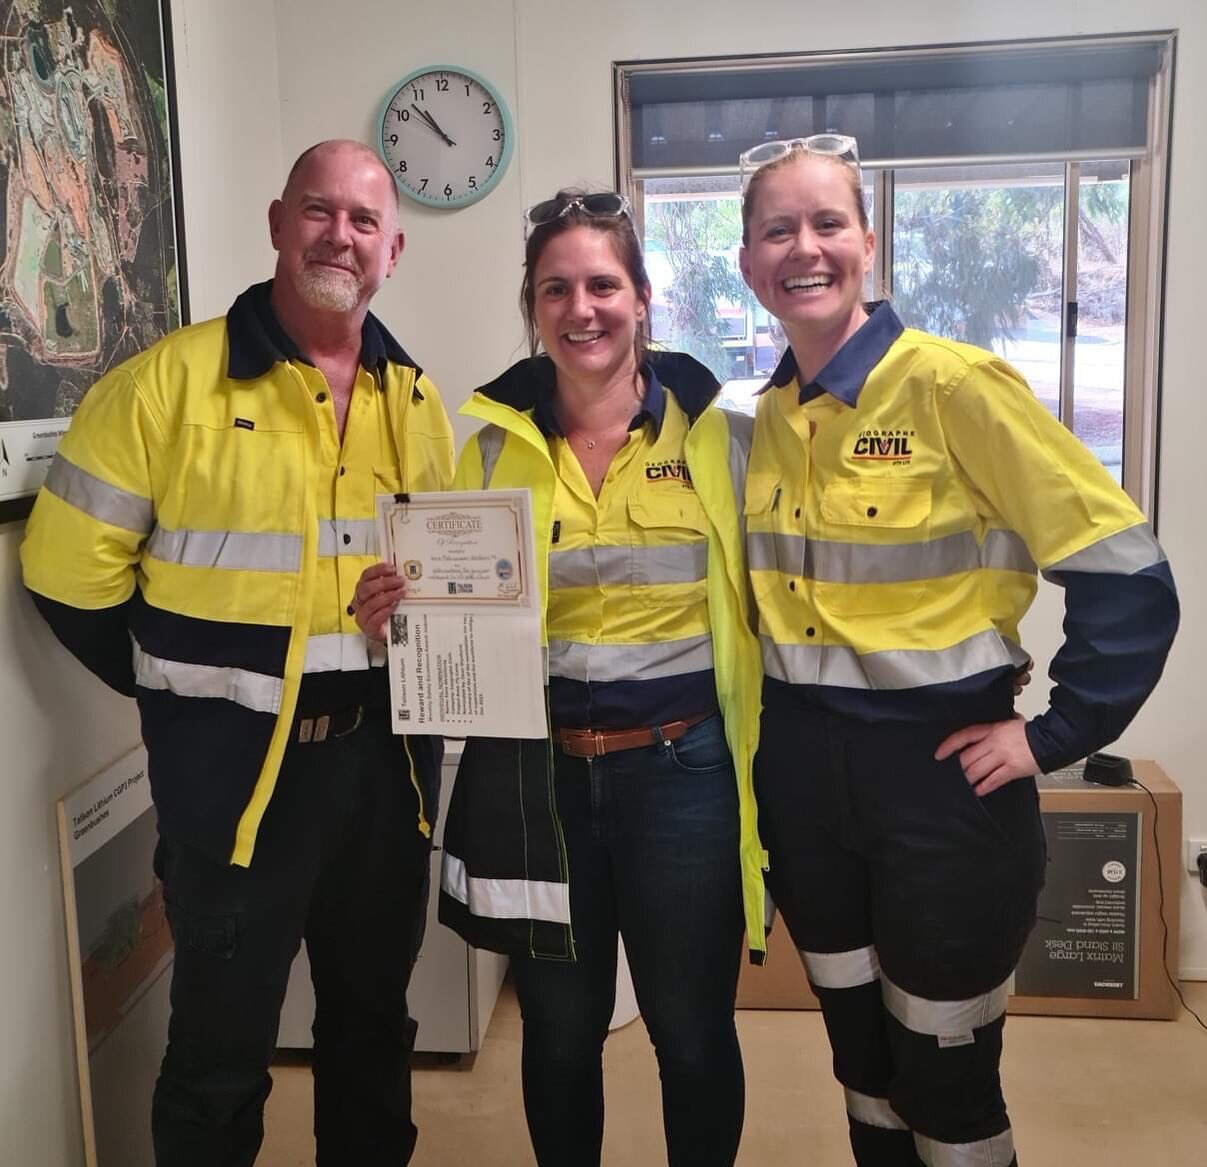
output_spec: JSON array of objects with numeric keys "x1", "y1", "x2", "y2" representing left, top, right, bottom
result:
[{"x1": 411, "y1": 103, "x2": 456, "y2": 147}]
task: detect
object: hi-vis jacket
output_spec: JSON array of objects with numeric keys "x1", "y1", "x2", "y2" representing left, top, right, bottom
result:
[
  {"x1": 748, "y1": 303, "x2": 1178, "y2": 771},
  {"x1": 21, "y1": 282, "x2": 455, "y2": 866},
  {"x1": 438, "y1": 352, "x2": 769, "y2": 962}
]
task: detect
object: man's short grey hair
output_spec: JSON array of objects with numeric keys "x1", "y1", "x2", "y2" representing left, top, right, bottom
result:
[{"x1": 282, "y1": 140, "x2": 400, "y2": 216}]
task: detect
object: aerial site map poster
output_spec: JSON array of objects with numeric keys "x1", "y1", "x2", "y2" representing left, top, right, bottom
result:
[{"x1": 0, "y1": 0, "x2": 185, "y2": 521}]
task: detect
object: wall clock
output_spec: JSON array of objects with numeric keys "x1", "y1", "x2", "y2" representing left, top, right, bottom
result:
[{"x1": 377, "y1": 66, "x2": 514, "y2": 209}]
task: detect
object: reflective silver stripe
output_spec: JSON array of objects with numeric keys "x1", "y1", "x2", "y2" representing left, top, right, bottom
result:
[
  {"x1": 44, "y1": 452, "x2": 153, "y2": 535},
  {"x1": 881, "y1": 973, "x2": 1010, "y2": 1037},
  {"x1": 802, "y1": 945, "x2": 880, "y2": 989},
  {"x1": 724, "y1": 409, "x2": 753, "y2": 542},
  {"x1": 547, "y1": 633, "x2": 714, "y2": 683},
  {"x1": 317, "y1": 518, "x2": 377, "y2": 558},
  {"x1": 441, "y1": 851, "x2": 571, "y2": 924},
  {"x1": 762, "y1": 629, "x2": 1028, "y2": 690},
  {"x1": 477, "y1": 425, "x2": 506, "y2": 490},
  {"x1": 132, "y1": 637, "x2": 281, "y2": 714},
  {"x1": 548, "y1": 543, "x2": 707, "y2": 589},
  {"x1": 146, "y1": 526, "x2": 302, "y2": 572},
  {"x1": 747, "y1": 528, "x2": 1035, "y2": 585},
  {"x1": 1045, "y1": 522, "x2": 1166, "y2": 576},
  {"x1": 914, "y1": 1128, "x2": 1015, "y2": 1167},
  {"x1": 302, "y1": 633, "x2": 386, "y2": 673},
  {"x1": 844, "y1": 1088, "x2": 909, "y2": 1132},
  {"x1": 981, "y1": 528, "x2": 1036, "y2": 573}
]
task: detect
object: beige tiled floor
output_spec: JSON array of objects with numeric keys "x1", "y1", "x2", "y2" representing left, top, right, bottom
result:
[{"x1": 261, "y1": 981, "x2": 1207, "y2": 1165}]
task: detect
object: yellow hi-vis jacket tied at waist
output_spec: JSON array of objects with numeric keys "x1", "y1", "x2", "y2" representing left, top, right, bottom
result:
[
  {"x1": 747, "y1": 306, "x2": 1178, "y2": 771},
  {"x1": 20, "y1": 283, "x2": 455, "y2": 865},
  {"x1": 437, "y1": 352, "x2": 769, "y2": 962}
]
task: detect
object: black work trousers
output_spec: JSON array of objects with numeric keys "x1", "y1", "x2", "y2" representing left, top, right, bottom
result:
[
  {"x1": 151, "y1": 712, "x2": 434, "y2": 1166},
  {"x1": 755, "y1": 704, "x2": 1046, "y2": 1167}
]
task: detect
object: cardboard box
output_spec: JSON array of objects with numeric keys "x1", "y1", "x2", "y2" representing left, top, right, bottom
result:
[{"x1": 737, "y1": 760, "x2": 1181, "y2": 1020}]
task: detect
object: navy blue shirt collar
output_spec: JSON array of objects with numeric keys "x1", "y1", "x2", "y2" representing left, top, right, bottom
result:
[
  {"x1": 765, "y1": 300, "x2": 903, "y2": 407},
  {"x1": 531, "y1": 359, "x2": 667, "y2": 438},
  {"x1": 225, "y1": 280, "x2": 420, "y2": 382}
]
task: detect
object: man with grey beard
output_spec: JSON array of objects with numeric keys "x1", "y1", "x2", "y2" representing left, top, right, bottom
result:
[{"x1": 21, "y1": 140, "x2": 454, "y2": 1165}]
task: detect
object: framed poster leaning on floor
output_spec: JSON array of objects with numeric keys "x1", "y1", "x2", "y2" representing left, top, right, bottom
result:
[{"x1": 0, "y1": 0, "x2": 188, "y2": 524}]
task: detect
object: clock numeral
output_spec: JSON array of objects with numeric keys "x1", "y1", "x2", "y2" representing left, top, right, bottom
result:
[
  {"x1": 388, "y1": 134, "x2": 398, "y2": 146},
  {"x1": 492, "y1": 128, "x2": 501, "y2": 141},
  {"x1": 468, "y1": 176, "x2": 477, "y2": 190},
  {"x1": 436, "y1": 78, "x2": 449, "y2": 92},
  {"x1": 397, "y1": 160, "x2": 408, "y2": 173},
  {"x1": 485, "y1": 155, "x2": 495, "y2": 169},
  {"x1": 397, "y1": 108, "x2": 410, "y2": 122},
  {"x1": 411, "y1": 86, "x2": 424, "y2": 101},
  {"x1": 420, "y1": 178, "x2": 429, "y2": 192},
  {"x1": 444, "y1": 183, "x2": 453, "y2": 198},
  {"x1": 482, "y1": 101, "x2": 493, "y2": 115},
  {"x1": 464, "y1": 83, "x2": 471, "y2": 96}
]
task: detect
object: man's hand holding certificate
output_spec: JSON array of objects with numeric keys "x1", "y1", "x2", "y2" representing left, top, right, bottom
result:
[{"x1": 376, "y1": 490, "x2": 547, "y2": 738}]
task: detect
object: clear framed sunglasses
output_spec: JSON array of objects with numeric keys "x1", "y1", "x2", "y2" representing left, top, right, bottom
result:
[
  {"x1": 738, "y1": 134, "x2": 860, "y2": 188},
  {"x1": 524, "y1": 192, "x2": 632, "y2": 231}
]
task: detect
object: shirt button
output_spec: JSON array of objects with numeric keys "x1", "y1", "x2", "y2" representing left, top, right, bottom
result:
[
  {"x1": 316, "y1": 392, "x2": 328, "y2": 403},
  {"x1": 866, "y1": 506, "x2": 878, "y2": 517},
  {"x1": 339, "y1": 466, "x2": 346, "y2": 477},
  {"x1": 342, "y1": 533, "x2": 351, "y2": 545},
  {"x1": 788, "y1": 580, "x2": 796, "y2": 591},
  {"x1": 795, "y1": 507, "x2": 801, "y2": 519},
  {"x1": 805, "y1": 626, "x2": 816, "y2": 637}
]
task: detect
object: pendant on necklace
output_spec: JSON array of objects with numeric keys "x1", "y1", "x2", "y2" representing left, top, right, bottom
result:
[{"x1": 586, "y1": 438, "x2": 596, "y2": 449}]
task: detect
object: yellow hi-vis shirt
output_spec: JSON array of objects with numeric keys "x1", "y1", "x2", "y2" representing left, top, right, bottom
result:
[
  {"x1": 747, "y1": 304, "x2": 1175, "y2": 769},
  {"x1": 543, "y1": 390, "x2": 718, "y2": 729}
]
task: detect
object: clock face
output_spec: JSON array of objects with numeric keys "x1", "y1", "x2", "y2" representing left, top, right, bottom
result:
[{"x1": 378, "y1": 67, "x2": 513, "y2": 209}]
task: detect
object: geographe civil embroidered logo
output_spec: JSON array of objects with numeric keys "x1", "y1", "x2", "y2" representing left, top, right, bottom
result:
[
  {"x1": 850, "y1": 427, "x2": 915, "y2": 464},
  {"x1": 644, "y1": 458, "x2": 694, "y2": 486}
]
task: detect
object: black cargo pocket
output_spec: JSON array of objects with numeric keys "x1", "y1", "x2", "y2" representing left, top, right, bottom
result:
[{"x1": 165, "y1": 901, "x2": 239, "y2": 960}]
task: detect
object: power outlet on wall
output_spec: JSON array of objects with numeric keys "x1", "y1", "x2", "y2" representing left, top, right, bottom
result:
[{"x1": 1186, "y1": 838, "x2": 1207, "y2": 874}]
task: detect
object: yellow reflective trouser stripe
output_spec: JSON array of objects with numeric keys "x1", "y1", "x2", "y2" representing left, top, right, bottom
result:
[
  {"x1": 747, "y1": 528, "x2": 1035, "y2": 584},
  {"x1": 45, "y1": 452, "x2": 153, "y2": 534},
  {"x1": 317, "y1": 518, "x2": 378, "y2": 558},
  {"x1": 844, "y1": 1088, "x2": 909, "y2": 1131},
  {"x1": 548, "y1": 633, "x2": 714, "y2": 683},
  {"x1": 441, "y1": 851, "x2": 571, "y2": 924},
  {"x1": 548, "y1": 542, "x2": 708, "y2": 589},
  {"x1": 801, "y1": 945, "x2": 880, "y2": 989},
  {"x1": 132, "y1": 637, "x2": 282, "y2": 714},
  {"x1": 880, "y1": 972, "x2": 1011, "y2": 1036},
  {"x1": 1044, "y1": 522, "x2": 1165, "y2": 575},
  {"x1": 914, "y1": 1129, "x2": 1015, "y2": 1167},
  {"x1": 146, "y1": 526, "x2": 303, "y2": 572},
  {"x1": 761, "y1": 629, "x2": 1028, "y2": 689}
]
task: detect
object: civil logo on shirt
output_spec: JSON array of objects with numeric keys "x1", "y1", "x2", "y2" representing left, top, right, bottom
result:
[
  {"x1": 850, "y1": 427, "x2": 915, "y2": 464},
  {"x1": 644, "y1": 458, "x2": 694, "y2": 487}
]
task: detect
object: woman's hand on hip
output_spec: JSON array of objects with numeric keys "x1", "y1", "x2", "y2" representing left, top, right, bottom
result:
[
  {"x1": 935, "y1": 715, "x2": 1039, "y2": 796},
  {"x1": 349, "y1": 562, "x2": 406, "y2": 643}
]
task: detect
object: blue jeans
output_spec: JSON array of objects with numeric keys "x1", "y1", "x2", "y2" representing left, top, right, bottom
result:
[{"x1": 512, "y1": 713, "x2": 745, "y2": 1167}]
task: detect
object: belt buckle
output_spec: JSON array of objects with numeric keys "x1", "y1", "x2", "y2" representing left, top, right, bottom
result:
[{"x1": 594, "y1": 731, "x2": 606, "y2": 757}]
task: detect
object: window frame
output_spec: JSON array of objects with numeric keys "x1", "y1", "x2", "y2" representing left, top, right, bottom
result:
[{"x1": 614, "y1": 33, "x2": 1176, "y2": 516}]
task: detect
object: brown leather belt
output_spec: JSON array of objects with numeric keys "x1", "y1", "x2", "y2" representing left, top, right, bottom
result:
[{"x1": 555, "y1": 711, "x2": 713, "y2": 758}]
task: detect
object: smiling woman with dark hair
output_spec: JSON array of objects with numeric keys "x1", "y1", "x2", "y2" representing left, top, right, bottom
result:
[{"x1": 435, "y1": 188, "x2": 766, "y2": 1166}]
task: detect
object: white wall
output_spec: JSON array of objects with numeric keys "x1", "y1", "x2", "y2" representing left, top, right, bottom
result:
[
  {"x1": 5, "y1": 1, "x2": 1204, "y2": 1162},
  {"x1": 0, "y1": 3, "x2": 282, "y2": 1163}
]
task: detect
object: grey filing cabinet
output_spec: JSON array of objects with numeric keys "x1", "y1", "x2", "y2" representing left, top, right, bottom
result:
[{"x1": 276, "y1": 739, "x2": 509, "y2": 1053}]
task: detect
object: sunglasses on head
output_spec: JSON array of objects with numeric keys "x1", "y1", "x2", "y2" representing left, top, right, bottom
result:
[
  {"x1": 524, "y1": 192, "x2": 632, "y2": 231},
  {"x1": 739, "y1": 134, "x2": 860, "y2": 188}
]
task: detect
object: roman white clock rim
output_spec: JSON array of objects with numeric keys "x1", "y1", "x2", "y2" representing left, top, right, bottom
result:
[{"x1": 376, "y1": 65, "x2": 514, "y2": 210}]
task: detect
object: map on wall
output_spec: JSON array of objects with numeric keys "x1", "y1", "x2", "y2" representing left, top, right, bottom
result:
[{"x1": 0, "y1": 0, "x2": 184, "y2": 512}]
